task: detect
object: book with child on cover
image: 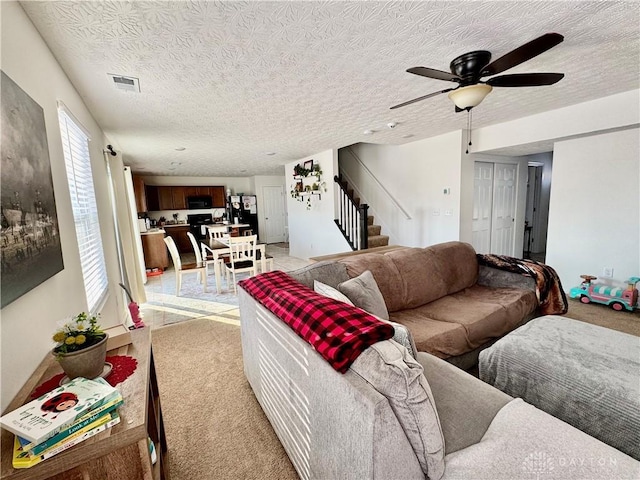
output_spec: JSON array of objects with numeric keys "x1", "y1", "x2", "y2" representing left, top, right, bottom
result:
[{"x1": 0, "y1": 377, "x2": 117, "y2": 445}]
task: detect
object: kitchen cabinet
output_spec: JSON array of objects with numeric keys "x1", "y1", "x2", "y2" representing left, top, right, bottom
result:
[
  {"x1": 146, "y1": 185, "x2": 227, "y2": 210},
  {"x1": 210, "y1": 186, "x2": 226, "y2": 207},
  {"x1": 157, "y1": 186, "x2": 174, "y2": 210},
  {"x1": 145, "y1": 185, "x2": 159, "y2": 211},
  {"x1": 171, "y1": 187, "x2": 187, "y2": 209},
  {"x1": 133, "y1": 175, "x2": 147, "y2": 213},
  {"x1": 141, "y1": 231, "x2": 169, "y2": 270},
  {"x1": 163, "y1": 225, "x2": 191, "y2": 253}
]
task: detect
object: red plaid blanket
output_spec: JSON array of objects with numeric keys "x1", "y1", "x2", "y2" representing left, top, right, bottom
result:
[{"x1": 239, "y1": 271, "x2": 394, "y2": 373}]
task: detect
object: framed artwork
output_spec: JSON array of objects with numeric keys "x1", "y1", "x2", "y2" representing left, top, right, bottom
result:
[
  {"x1": 303, "y1": 159, "x2": 313, "y2": 171},
  {"x1": 1, "y1": 71, "x2": 64, "y2": 308}
]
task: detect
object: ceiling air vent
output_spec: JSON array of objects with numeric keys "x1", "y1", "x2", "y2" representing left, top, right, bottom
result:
[{"x1": 107, "y1": 74, "x2": 140, "y2": 93}]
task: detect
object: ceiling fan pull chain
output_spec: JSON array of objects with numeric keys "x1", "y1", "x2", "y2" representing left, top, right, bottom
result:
[{"x1": 465, "y1": 109, "x2": 472, "y2": 154}]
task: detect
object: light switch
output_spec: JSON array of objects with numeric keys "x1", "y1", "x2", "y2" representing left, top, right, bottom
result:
[{"x1": 432, "y1": 209, "x2": 440, "y2": 216}]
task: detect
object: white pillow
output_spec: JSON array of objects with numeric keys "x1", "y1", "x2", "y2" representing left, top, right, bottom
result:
[{"x1": 313, "y1": 280, "x2": 354, "y2": 305}]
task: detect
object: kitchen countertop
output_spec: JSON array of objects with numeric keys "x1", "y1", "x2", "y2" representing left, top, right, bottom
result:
[
  {"x1": 140, "y1": 228, "x2": 166, "y2": 235},
  {"x1": 160, "y1": 223, "x2": 189, "y2": 228}
]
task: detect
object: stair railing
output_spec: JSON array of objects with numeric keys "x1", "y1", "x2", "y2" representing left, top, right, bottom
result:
[{"x1": 334, "y1": 175, "x2": 369, "y2": 250}]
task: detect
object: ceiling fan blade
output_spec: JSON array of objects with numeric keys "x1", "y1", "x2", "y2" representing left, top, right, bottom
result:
[
  {"x1": 481, "y1": 33, "x2": 564, "y2": 76},
  {"x1": 487, "y1": 73, "x2": 564, "y2": 87},
  {"x1": 390, "y1": 88, "x2": 455, "y2": 110},
  {"x1": 407, "y1": 67, "x2": 461, "y2": 83}
]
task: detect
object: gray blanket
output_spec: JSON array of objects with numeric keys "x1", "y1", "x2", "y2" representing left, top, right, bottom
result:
[
  {"x1": 479, "y1": 315, "x2": 640, "y2": 460},
  {"x1": 442, "y1": 399, "x2": 640, "y2": 480}
]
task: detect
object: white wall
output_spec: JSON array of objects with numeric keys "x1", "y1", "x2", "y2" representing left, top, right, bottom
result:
[
  {"x1": 473, "y1": 90, "x2": 640, "y2": 153},
  {"x1": 287, "y1": 150, "x2": 350, "y2": 259},
  {"x1": 546, "y1": 128, "x2": 640, "y2": 290},
  {"x1": 347, "y1": 131, "x2": 465, "y2": 247},
  {"x1": 1, "y1": 2, "x2": 124, "y2": 411}
]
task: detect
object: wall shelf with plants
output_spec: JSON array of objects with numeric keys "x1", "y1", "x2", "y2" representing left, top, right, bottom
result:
[{"x1": 290, "y1": 160, "x2": 326, "y2": 209}]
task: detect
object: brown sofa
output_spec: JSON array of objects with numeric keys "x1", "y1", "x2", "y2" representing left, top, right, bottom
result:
[{"x1": 290, "y1": 241, "x2": 539, "y2": 369}]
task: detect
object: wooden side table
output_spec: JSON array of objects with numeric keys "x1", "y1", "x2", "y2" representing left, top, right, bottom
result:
[{"x1": 0, "y1": 328, "x2": 168, "y2": 480}]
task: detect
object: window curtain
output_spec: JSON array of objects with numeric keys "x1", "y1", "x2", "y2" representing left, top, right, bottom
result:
[{"x1": 106, "y1": 157, "x2": 147, "y2": 305}]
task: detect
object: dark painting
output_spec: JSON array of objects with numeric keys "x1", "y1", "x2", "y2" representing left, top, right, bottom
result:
[{"x1": 1, "y1": 71, "x2": 64, "y2": 308}]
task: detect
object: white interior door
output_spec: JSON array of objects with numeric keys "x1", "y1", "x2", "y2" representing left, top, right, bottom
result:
[
  {"x1": 491, "y1": 163, "x2": 518, "y2": 255},
  {"x1": 262, "y1": 185, "x2": 286, "y2": 244},
  {"x1": 472, "y1": 162, "x2": 493, "y2": 254}
]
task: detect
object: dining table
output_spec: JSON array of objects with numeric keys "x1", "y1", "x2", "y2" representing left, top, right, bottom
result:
[{"x1": 203, "y1": 235, "x2": 268, "y2": 294}]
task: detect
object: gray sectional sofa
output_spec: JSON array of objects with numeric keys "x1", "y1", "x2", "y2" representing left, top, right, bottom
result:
[{"x1": 239, "y1": 275, "x2": 640, "y2": 480}]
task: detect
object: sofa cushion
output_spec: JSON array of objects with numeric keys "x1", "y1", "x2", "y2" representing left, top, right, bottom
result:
[
  {"x1": 314, "y1": 280, "x2": 353, "y2": 305},
  {"x1": 389, "y1": 311, "x2": 468, "y2": 358},
  {"x1": 339, "y1": 243, "x2": 480, "y2": 313},
  {"x1": 391, "y1": 285, "x2": 537, "y2": 358},
  {"x1": 288, "y1": 260, "x2": 350, "y2": 289},
  {"x1": 350, "y1": 340, "x2": 445, "y2": 480},
  {"x1": 338, "y1": 270, "x2": 390, "y2": 320},
  {"x1": 426, "y1": 241, "x2": 478, "y2": 295}
]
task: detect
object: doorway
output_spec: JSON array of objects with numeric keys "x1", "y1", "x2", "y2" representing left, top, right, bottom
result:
[{"x1": 524, "y1": 157, "x2": 552, "y2": 263}]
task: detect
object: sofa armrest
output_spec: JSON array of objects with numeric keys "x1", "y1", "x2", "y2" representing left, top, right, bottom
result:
[
  {"x1": 416, "y1": 352, "x2": 511, "y2": 454},
  {"x1": 477, "y1": 265, "x2": 537, "y2": 291}
]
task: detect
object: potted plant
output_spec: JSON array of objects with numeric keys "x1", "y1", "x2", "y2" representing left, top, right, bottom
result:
[{"x1": 52, "y1": 312, "x2": 108, "y2": 380}]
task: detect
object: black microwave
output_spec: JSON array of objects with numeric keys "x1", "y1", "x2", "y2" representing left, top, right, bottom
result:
[{"x1": 187, "y1": 195, "x2": 213, "y2": 209}]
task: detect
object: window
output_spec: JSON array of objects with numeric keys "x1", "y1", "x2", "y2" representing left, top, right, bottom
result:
[{"x1": 58, "y1": 103, "x2": 108, "y2": 312}]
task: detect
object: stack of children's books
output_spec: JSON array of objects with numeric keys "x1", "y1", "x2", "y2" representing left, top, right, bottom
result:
[{"x1": 0, "y1": 377, "x2": 123, "y2": 469}]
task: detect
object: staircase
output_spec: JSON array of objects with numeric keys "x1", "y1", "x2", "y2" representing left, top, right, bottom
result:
[
  {"x1": 366, "y1": 215, "x2": 389, "y2": 248},
  {"x1": 334, "y1": 175, "x2": 389, "y2": 251}
]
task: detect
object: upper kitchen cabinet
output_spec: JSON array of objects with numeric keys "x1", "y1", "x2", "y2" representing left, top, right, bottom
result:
[
  {"x1": 132, "y1": 175, "x2": 147, "y2": 213},
  {"x1": 157, "y1": 186, "x2": 174, "y2": 210},
  {"x1": 146, "y1": 184, "x2": 227, "y2": 210},
  {"x1": 145, "y1": 185, "x2": 159, "y2": 211},
  {"x1": 171, "y1": 186, "x2": 187, "y2": 209},
  {"x1": 209, "y1": 186, "x2": 226, "y2": 207}
]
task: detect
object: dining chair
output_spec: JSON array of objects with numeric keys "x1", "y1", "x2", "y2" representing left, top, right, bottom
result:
[
  {"x1": 208, "y1": 225, "x2": 229, "y2": 248},
  {"x1": 224, "y1": 235, "x2": 258, "y2": 294},
  {"x1": 200, "y1": 242, "x2": 227, "y2": 278},
  {"x1": 164, "y1": 235, "x2": 206, "y2": 296}
]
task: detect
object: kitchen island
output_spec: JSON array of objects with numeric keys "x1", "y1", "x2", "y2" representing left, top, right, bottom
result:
[{"x1": 140, "y1": 229, "x2": 169, "y2": 270}]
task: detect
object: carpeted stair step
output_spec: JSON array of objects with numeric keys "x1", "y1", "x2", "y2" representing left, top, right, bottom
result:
[
  {"x1": 367, "y1": 215, "x2": 374, "y2": 226},
  {"x1": 368, "y1": 224, "x2": 381, "y2": 236},
  {"x1": 368, "y1": 234, "x2": 389, "y2": 248}
]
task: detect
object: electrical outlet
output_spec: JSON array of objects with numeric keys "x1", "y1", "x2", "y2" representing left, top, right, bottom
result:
[{"x1": 602, "y1": 267, "x2": 614, "y2": 278}]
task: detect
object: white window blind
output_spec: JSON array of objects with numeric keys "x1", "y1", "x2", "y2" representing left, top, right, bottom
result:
[{"x1": 58, "y1": 106, "x2": 108, "y2": 312}]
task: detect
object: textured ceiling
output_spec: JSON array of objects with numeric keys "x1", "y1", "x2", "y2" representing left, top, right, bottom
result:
[{"x1": 20, "y1": 1, "x2": 640, "y2": 176}]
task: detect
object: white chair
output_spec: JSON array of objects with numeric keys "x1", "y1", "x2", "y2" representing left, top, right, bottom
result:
[
  {"x1": 164, "y1": 235, "x2": 206, "y2": 296},
  {"x1": 224, "y1": 235, "x2": 258, "y2": 294},
  {"x1": 208, "y1": 225, "x2": 229, "y2": 248},
  {"x1": 200, "y1": 242, "x2": 226, "y2": 278}
]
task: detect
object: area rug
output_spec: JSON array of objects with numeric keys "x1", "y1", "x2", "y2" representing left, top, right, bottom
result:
[{"x1": 151, "y1": 318, "x2": 298, "y2": 480}]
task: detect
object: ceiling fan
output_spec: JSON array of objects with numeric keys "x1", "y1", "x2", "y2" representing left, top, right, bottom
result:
[{"x1": 390, "y1": 33, "x2": 565, "y2": 111}]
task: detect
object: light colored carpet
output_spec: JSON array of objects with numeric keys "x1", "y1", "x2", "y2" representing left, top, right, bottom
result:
[
  {"x1": 152, "y1": 317, "x2": 298, "y2": 480},
  {"x1": 563, "y1": 298, "x2": 640, "y2": 336}
]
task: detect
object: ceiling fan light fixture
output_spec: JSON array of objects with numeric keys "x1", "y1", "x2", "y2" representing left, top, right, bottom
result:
[{"x1": 448, "y1": 84, "x2": 493, "y2": 109}]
